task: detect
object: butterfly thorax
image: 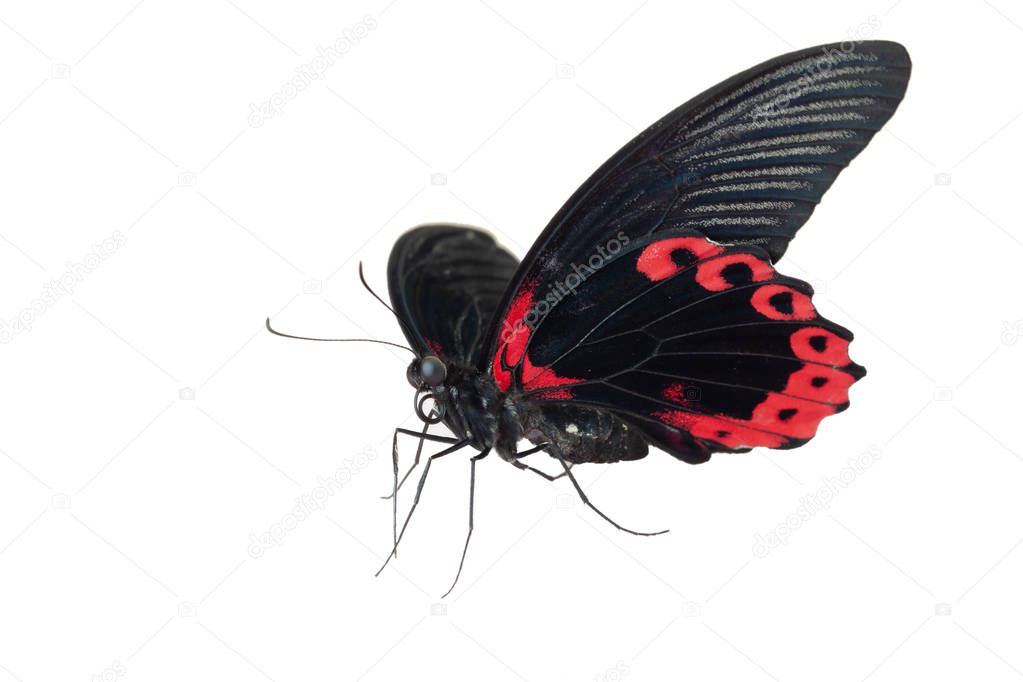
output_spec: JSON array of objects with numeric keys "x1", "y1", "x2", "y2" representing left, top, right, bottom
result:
[{"x1": 433, "y1": 363, "x2": 507, "y2": 451}]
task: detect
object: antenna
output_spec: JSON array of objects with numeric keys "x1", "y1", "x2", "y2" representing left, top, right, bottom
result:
[
  {"x1": 358, "y1": 262, "x2": 417, "y2": 342},
  {"x1": 265, "y1": 318, "x2": 416, "y2": 355}
]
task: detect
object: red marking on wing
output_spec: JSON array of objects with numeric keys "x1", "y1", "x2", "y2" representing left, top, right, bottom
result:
[
  {"x1": 790, "y1": 327, "x2": 851, "y2": 366},
  {"x1": 493, "y1": 282, "x2": 537, "y2": 391},
  {"x1": 695, "y1": 253, "x2": 774, "y2": 291},
  {"x1": 750, "y1": 284, "x2": 815, "y2": 320},
  {"x1": 522, "y1": 354, "x2": 583, "y2": 390},
  {"x1": 655, "y1": 374, "x2": 842, "y2": 447},
  {"x1": 750, "y1": 393, "x2": 836, "y2": 439},
  {"x1": 636, "y1": 237, "x2": 723, "y2": 282},
  {"x1": 425, "y1": 339, "x2": 444, "y2": 357},
  {"x1": 654, "y1": 409, "x2": 787, "y2": 449},
  {"x1": 663, "y1": 382, "x2": 695, "y2": 405},
  {"x1": 638, "y1": 247, "x2": 861, "y2": 449},
  {"x1": 784, "y1": 364, "x2": 856, "y2": 404}
]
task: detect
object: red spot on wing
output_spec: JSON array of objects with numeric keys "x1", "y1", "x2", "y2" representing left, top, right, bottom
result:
[
  {"x1": 637, "y1": 237, "x2": 723, "y2": 282},
  {"x1": 425, "y1": 339, "x2": 444, "y2": 357},
  {"x1": 662, "y1": 382, "x2": 695, "y2": 405},
  {"x1": 695, "y1": 253, "x2": 774, "y2": 291},
  {"x1": 750, "y1": 393, "x2": 835, "y2": 439},
  {"x1": 750, "y1": 284, "x2": 815, "y2": 320},
  {"x1": 493, "y1": 282, "x2": 537, "y2": 391},
  {"x1": 784, "y1": 364, "x2": 856, "y2": 404},
  {"x1": 790, "y1": 327, "x2": 851, "y2": 366},
  {"x1": 522, "y1": 354, "x2": 583, "y2": 390},
  {"x1": 502, "y1": 324, "x2": 530, "y2": 370}
]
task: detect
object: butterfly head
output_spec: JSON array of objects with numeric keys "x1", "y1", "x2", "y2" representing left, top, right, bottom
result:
[
  {"x1": 408, "y1": 355, "x2": 449, "y2": 424},
  {"x1": 406, "y1": 354, "x2": 447, "y2": 389}
]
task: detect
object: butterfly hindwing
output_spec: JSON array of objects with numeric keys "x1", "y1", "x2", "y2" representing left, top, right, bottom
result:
[{"x1": 494, "y1": 230, "x2": 864, "y2": 458}]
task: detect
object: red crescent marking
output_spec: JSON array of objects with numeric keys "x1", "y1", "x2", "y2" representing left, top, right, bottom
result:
[
  {"x1": 750, "y1": 284, "x2": 816, "y2": 320},
  {"x1": 695, "y1": 253, "x2": 775, "y2": 291},
  {"x1": 750, "y1": 393, "x2": 836, "y2": 439},
  {"x1": 784, "y1": 364, "x2": 856, "y2": 404},
  {"x1": 636, "y1": 237, "x2": 723, "y2": 281},
  {"x1": 789, "y1": 327, "x2": 852, "y2": 366}
]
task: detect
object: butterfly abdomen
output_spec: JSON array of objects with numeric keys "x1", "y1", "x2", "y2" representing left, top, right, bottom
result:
[{"x1": 518, "y1": 402, "x2": 648, "y2": 464}]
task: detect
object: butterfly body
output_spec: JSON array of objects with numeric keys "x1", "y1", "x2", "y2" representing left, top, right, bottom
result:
[{"x1": 412, "y1": 335, "x2": 648, "y2": 465}]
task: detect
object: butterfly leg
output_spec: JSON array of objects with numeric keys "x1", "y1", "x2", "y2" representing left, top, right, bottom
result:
[
  {"x1": 549, "y1": 445, "x2": 668, "y2": 537},
  {"x1": 384, "y1": 418, "x2": 457, "y2": 556},
  {"x1": 382, "y1": 420, "x2": 453, "y2": 500},
  {"x1": 381, "y1": 422, "x2": 463, "y2": 502},
  {"x1": 508, "y1": 443, "x2": 573, "y2": 482},
  {"x1": 441, "y1": 447, "x2": 491, "y2": 598},
  {"x1": 512, "y1": 460, "x2": 572, "y2": 482},
  {"x1": 388, "y1": 426, "x2": 401, "y2": 556},
  {"x1": 375, "y1": 437, "x2": 472, "y2": 577}
]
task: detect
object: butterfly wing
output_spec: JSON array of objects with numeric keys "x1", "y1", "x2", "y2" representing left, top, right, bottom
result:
[
  {"x1": 494, "y1": 229, "x2": 864, "y2": 460},
  {"x1": 478, "y1": 40, "x2": 907, "y2": 461},
  {"x1": 388, "y1": 224, "x2": 519, "y2": 365},
  {"x1": 479, "y1": 40, "x2": 910, "y2": 364}
]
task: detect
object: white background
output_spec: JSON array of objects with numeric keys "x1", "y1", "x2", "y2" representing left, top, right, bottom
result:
[{"x1": 1, "y1": 1, "x2": 1021, "y2": 680}]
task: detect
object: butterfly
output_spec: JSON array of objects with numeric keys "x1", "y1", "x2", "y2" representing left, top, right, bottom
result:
[{"x1": 270, "y1": 40, "x2": 910, "y2": 596}]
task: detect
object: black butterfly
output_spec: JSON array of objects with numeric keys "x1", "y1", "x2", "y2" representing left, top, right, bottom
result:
[{"x1": 272, "y1": 40, "x2": 910, "y2": 595}]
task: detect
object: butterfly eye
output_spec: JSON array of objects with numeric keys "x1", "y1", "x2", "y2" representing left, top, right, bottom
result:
[
  {"x1": 406, "y1": 360, "x2": 422, "y2": 388},
  {"x1": 420, "y1": 355, "x2": 447, "y2": 387}
]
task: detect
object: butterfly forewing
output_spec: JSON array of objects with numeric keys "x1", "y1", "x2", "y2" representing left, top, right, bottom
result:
[
  {"x1": 480, "y1": 40, "x2": 910, "y2": 365},
  {"x1": 388, "y1": 224, "x2": 519, "y2": 365}
]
